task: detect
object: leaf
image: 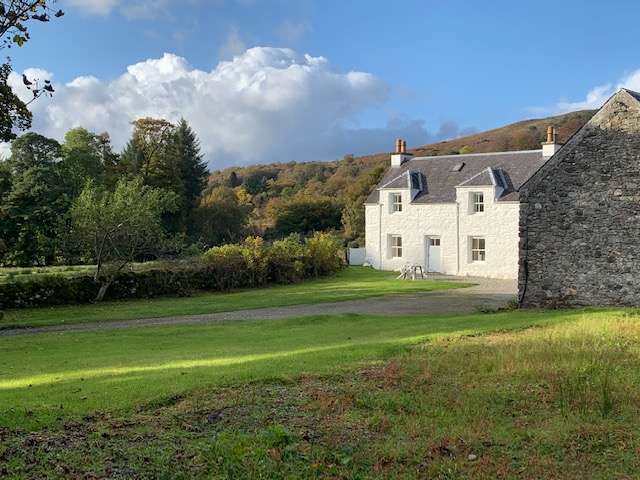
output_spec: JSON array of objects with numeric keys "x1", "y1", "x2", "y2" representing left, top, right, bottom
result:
[
  {"x1": 13, "y1": 35, "x2": 25, "y2": 47},
  {"x1": 55, "y1": 10, "x2": 64, "y2": 18}
]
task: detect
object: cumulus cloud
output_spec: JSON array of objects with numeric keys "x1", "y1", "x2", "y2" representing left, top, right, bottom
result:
[
  {"x1": 10, "y1": 47, "x2": 390, "y2": 168},
  {"x1": 543, "y1": 68, "x2": 640, "y2": 114}
]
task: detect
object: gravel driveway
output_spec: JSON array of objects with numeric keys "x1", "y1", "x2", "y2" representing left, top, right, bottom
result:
[{"x1": 0, "y1": 276, "x2": 517, "y2": 337}]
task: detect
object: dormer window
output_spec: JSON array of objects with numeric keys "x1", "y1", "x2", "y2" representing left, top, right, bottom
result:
[
  {"x1": 392, "y1": 193, "x2": 402, "y2": 212},
  {"x1": 472, "y1": 192, "x2": 484, "y2": 213}
]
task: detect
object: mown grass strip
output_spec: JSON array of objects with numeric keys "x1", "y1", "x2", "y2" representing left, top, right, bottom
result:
[
  {"x1": 0, "y1": 308, "x2": 578, "y2": 429},
  {"x1": 0, "y1": 266, "x2": 472, "y2": 329}
]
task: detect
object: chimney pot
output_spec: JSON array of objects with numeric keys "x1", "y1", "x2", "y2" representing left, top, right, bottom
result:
[
  {"x1": 546, "y1": 126, "x2": 553, "y2": 143},
  {"x1": 395, "y1": 139, "x2": 402, "y2": 154}
]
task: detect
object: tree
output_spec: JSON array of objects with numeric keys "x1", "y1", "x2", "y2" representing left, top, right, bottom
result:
[
  {"x1": 0, "y1": 132, "x2": 67, "y2": 265},
  {"x1": 0, "y1": 63, "x2": 30, "y2": 141},
  {"x1": 124, "y1": 118, "x2": 176, "y2": 180},
  {"x1": 341, "y1": 164, "x2": 386, "y2": 245},
  {"x1": 69, "y1": 178, "x2": 178, "y2": 301},
  {"x1": 61, "y1": 127, "x2": 102, "y2": 196},
  {"x1": 60, "y1": 127, "x2": 121, "y2": 194},
  {"x1": 0, "y1": 1, "x2": 64, "y2": 141},
  {"x1": 266, "y1": 195, "x2": 343, "y2": 239},
  {"x1": 168, "y1": 118, "x2": 209, "y2": 235},
  {"x1": 119, "y1": 118, "x2": 208, "y2": 236},
  {"x1": 191, "y1": 186, "x2": 252, "y2": 246}
]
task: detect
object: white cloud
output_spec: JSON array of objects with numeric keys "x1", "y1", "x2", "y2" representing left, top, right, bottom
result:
[
  {"x1": 275, "y1": 19, "x2": 313, "y2": 45},
  {"x1": 219, "y1": 26, "x2": 247, "y2": 59},
  {"x1": 11, "y1": 47, "x2": 389, "y2": 168},
  {"x1": 66, "y1": 0, "x2": 122, "y2": 16},
  {"x1": 547, "y1": 68, "x2": 640, "y2": 114},
  {"x1": 67, "y1": 0, "x2": 171, "y2": 19}
]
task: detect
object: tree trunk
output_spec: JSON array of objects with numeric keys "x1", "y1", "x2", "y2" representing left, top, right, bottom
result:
[{"x1": 95, "y1": 281, "x2": 110, "y2": 302}]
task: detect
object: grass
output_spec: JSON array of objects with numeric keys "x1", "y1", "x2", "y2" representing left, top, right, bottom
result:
[
  {"x1": 0, "y1": 274, "x2": 638, "y2": 478},
  {"x1": 0, "y1": 264, "x2": 96, "y2": 284},
  {"x1": 0, "y1": 266, "x2": 473, "y2": 329},
  {"x1": 0, "y1": 309, "x2": 568, "y2": 430}
]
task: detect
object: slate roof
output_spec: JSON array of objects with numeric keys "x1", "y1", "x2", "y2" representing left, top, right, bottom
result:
[{"x1": 365, "y1": 149, "x2": 549, "y2": 204}]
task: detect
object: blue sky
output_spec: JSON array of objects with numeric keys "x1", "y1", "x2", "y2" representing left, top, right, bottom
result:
[{"x1": 6, "y1": 0, "x2": 640, "y2": 169}]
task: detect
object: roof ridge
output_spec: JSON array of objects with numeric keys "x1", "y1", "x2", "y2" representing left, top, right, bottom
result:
[{"x1": 412, "y1": 149, "x2": 542, "y2": 161}]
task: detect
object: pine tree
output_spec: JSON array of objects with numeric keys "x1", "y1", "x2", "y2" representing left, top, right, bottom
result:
[{"x1": 169, "y1": 119, "x2": 209, "y2": 235}]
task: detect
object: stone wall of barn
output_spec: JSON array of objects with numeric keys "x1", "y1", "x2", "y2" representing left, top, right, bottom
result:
[{"x1": 518, "y1": 89, "x2": 640, "y2": 307}]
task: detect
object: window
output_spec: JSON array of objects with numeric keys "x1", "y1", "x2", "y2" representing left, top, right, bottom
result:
[
  {"x1": 471, "y1": 237, "x2": 486, "y2": 262},
  {"x1": 392, "y1": 193, "x2": 402, "y2": 212},
  {"x1": 473, "y1": 192, "x2": 484, "y2": 213},
  {"x1": 430, "y1": 238, "x2": 440, "y2": 247},
  {"x1": 391, "y1": 235, "x2": 402, "y2": 258}
]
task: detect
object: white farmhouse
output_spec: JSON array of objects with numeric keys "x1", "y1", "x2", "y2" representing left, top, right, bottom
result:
[{"x1": 364, "y1": 135, "x2": 561, "y2": 279}]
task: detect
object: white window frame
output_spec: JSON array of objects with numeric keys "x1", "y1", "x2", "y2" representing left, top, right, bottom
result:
[
  {"x1": 391, "y1": 193, "x2": 402, "y2": 212},
  {"x1": 472, "y1": 192, "x2": 484, "y2": 213},
  {"x1": 471, "y1": 237, "x2": 486, "y2": 262},
  {"x1": 390, "y1": 235, "x2": 402, "y2": 258}
]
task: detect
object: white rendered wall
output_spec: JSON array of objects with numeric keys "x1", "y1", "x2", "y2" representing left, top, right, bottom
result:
[
  {"x1": 365, "y1": 186, "x2": 521, "y2": 279},
  {"x1": 456, "y1": 186, "x2": 520, "y2": 279}
]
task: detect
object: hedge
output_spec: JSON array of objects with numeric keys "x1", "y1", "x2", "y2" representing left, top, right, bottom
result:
[{"x1": 0, "y1": 233, "x2": 345, "y2": 310}]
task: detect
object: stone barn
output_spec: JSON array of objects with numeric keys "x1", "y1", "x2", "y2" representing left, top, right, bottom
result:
[{"x1": 518, "y1": 88, "x2": 640, "y2": 307}]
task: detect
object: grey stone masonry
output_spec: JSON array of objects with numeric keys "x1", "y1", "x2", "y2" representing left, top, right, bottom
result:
[{"x1": 519, "y1": 89, "x2": 640, "y2": 307}]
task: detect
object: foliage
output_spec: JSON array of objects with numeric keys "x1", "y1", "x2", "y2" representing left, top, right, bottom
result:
[
  {"x1": 69, "y1": 178, "x2": 178, "y2": 301},
  {"x1": 0, "y1": 232, "x2": 345, "y2": 309},
  {"x1": 203, "y1": 232, "x2": 344, "y2": 291},
  {"x1": 0, "y1": 267, "x2": 468, "y2": 327},
  {"x1": 0, "y1": 1, "x2": 63, "y2": 141},
  {"x1": 191, "y1": 186, "x2": 252, "y2": 246},
  {"x1": 171, "y1": 118, "x2": 209, "y2": 234},
  {"x1": 0, "y1": 62, "x2": 30, "y2": 141},
  {"x1": 266, "y1": 196, "x2": 343, "y2": 238},
  {"x1": 0, "y1": 132, "x2": 68, "y2": 266},
  {"x1": 119, "y1": 118, "x2": 209, "y2": 236},
  {"x1": 60, "y1": 127, "x2": 106, "y2": 196}
]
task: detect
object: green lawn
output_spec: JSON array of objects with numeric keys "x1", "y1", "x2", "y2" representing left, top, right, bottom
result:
[
  {"x1": 1, "y1": 266, "x2": 473, "y2": 329},
  {"x1": 0, "y1": 272, "x2": 638, "y2": 479},
  {"x1": 0, "y1": 308, "x2": 571, "y2": 430}
]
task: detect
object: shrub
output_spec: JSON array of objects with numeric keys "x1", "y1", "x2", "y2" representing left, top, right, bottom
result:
[{"x1": 0, "y1": 234, "x2": 345, "y2": 310}]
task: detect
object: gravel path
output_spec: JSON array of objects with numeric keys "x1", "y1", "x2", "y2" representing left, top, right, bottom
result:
[{"x1": 0, "y1": 276, "x2": 517, "y2": 337}]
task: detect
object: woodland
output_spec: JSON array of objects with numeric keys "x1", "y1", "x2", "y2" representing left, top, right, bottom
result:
[{"x1": 0, "y1": 1, "x2": 594, "y2": 272}]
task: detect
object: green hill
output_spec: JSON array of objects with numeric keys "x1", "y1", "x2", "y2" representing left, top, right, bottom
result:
[{"x1": 206, "y1": 109, "x2": 596, "y2": 241}]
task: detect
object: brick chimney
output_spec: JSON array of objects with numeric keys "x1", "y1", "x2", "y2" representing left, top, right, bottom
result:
[
  {"x1": 542, "y1": 126, "x2": 562, "y2": 158},
  {"x1": 391, "y1": 139, "x2": 413, "y2": 167}
]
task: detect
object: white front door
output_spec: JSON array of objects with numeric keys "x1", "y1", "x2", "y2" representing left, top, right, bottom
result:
[{"x1": 426, "y1": 236, "x2": 441, "y2": 272}]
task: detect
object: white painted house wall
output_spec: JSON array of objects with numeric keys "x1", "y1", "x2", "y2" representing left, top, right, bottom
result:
[{"x1": 365, "y1": 184, "x2": 521, "y2": 279}]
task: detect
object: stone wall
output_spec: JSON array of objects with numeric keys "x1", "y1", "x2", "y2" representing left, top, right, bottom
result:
[{"x1": 519, "y1": 89, "x2": 640, "y2": 307}]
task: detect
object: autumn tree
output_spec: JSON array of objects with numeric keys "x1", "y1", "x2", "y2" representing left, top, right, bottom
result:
[
  {"x1": 341, "y1": 164, "x2": 387, "y2": 245},
  {"x1": 191, "y1": 186, "x2": 252, "y2": 246},
  {"x1": 120, "y1": 118, "x2": 208, "y2": 235},
  {"x1": 121, "y1": 118, "x2": 176, "y2": 181}
]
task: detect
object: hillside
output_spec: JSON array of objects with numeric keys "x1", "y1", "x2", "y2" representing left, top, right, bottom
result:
[
  {"x1": 205, "y1": 109, "x2": 595, "y2": 242},
  {"x1": 210, "y1": 109, "x2": 595, "y2": 187}
]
